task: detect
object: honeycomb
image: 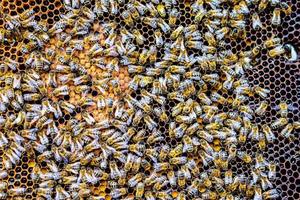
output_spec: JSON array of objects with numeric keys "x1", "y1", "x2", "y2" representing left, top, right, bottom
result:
[{"x1": 0, "y1": 0, "x2": 299, "y2": 200}]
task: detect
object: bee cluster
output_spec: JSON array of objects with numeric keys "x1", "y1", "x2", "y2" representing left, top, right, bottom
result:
[{"x1": 0, "y1": 0, "x2": 299, "y2": 199}]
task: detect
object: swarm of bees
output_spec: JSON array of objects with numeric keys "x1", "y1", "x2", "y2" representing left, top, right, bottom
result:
[{"x1": 0, "y1": 0, "x2": 299, "y2": 199}]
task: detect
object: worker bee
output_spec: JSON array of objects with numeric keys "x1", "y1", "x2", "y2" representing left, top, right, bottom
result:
[
  {"x1": 279, "y1": 123, "x2": 295, "y2": 140},
  {"x1": 126, "y1": 4, "x2": 139, "y2": 20},
  {"x1": 153, "y1": 162, "x2": 170, "y2": 172},
  {"x1": 269, "y1": 45, "x2": 286, "y2": 58},
  {"x1": 264, "y1": 37, "x2": 281, "y2": 49},
  {"x1": 263, "y1": 189, "x2": 280, "y2": 199},
  {"x1": 154, "y1": 29, "x2": 164, "y2": 47},
  {"x1": 199, "y1": 150, "x2": 214, "y2": 166},
  {"x1": 258, "y1": 0, "x2": 268, "y2": 13},
  {"x1": 170, "y1": 26, "x2": 184, "y2": 40},
  {"x1": 284, "y1": 44, "x2": 298, "y2": 61},
  {"x1": 110, "y1": 188, "x2": 127, "y2": 199},
  {"x1": 197, "y1": 92, "x2": 212, "y2": 105},
  {"x1": 272, "y1": 8, "x2": 281, "y2": 26},
  {"x1": 267, "y1": 162, "x2": 277, "y2": 181},
  {"x1": 155, "y1": 3, "x2": 166, "y2": 18},
  {"x1": 200, "y1": 171, "x2": 213, "y2": 189},
  {"x1": 237, "y1": 151, "x2": 252, "y2": 163},
  {"x1": 53, "y1": 85, "x2": 69, "y2": 96},
  {"x1": 135, "y1": 182, "x2": 145, "y2": 198},
  {"x1": 141, "y1": 17, "x2": 157, "y2": 29},
  {"x1": 197, "y1": 130, "x2": 213, "y2": 143},
  {"x1": 204, "y1": 31, "x2": 217, "y2": 46},
  {"x1": 253, "y1": 86, "x2": 270, "y2": 99},
  {"x1": 253, "y1": 186, "x2": 263, "y2": 200},
  {"x1": 132, "y1": 29, "x2": 146, "y2": 45},
  {"x1": 121, "y1": 10, "x2": 134, "y2": 26},
  {"x1": 255, "y1": 101, "x2": 268, "y2": 116},
  {"x1": 280, "y1": 2, "x2": 292, "y2": 15},
  {"x1": 8, "y1": 187, "x2": 26, "y2": 196},
  {"x1": 271, "y1": 117, "x2": 288, "y2": 129},
  {"x1": 144, "y1": 191, "x2": 155, "y2": 200},
  {"x1": 262, "y1": 124, "x2": 275, "y2": 143},
  {"x1": 157, "y1": 18, "x2": 171, "y2": 33},
  {"x1": 273, "y1": 101, "x2": 293, "y2": 118},
  {"x1": 252, "y1": 12, "x2": 262, "y2": 30},
  {"x1": 0, "y1": 170, "x2": 8, "y2": 179},
  {"x1": 211, "y1": 92, "x2": 226, "y2": 104},
  {"x1": 153, "y1": 107, "x2": 169, "y2": 123},
  {"x1": 177, "y1": 170, "x2": 186, "y2": 188},
  {"x1": 169, "y1": 8, "x2": 180, "y2": 27},
  {"x1": 144, "y1": 115, "x2": 158, "y2": 131},
  {"x1": 261, "y1": 174, "x2": 273, "y2": 190}
]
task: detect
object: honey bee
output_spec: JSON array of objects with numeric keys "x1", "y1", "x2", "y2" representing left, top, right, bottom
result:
[
  {"x1": 253, "y1": 86, "x2": 270, "y2": 99},
  {"x1": 237, "y1": 151, "x2": 252, "y2": 163},
  {"x1": 197, "y1": 92, "x2": 212, "y2": 105},
  {"x1": 249, "y1": 12, "x2": 263, "y2": 30},
  {"x1": 154, "y1": 29, "x2": 164, "y2": 47},
  {"x1": 257, "y1": 132, "x2": 266, "y2": 150},
  {"x1": 272, "y1": 8, "x2": 281, "y2": 26},
  {"x1": 214, "y1": 27, "x2": 230, "y2": 40},
  {"x1": 52, "y1": 85, "x2": 69, "y2": 97},
  {"x1": 248, "y1": 125, "x2": 259, "y2": 141},
  {"x1": 168, "y1": 91, "x2": 185, "y2": 102},
  {"x1": 132, "y1": 29, "x2": 146, "y2": 45},
  {"x1": 129, "y1": 142, "x2": 145, "y2": 157},
  {"x1": 110, "y1": 188, "x2": 127, "y2": 199},
  {"x1": 263, "y1": 37, "x2": 281, "y2": 50},
  {"x1": 132, "y1": 129, "x2": 146, "y2": 143},
  {"x1": 176, "y1": 170, "x2": 186, "y2": 188},
  {"x1": 257, "y1": 0, "x2": 268, "y2": 12},
  {"x1": 0, "y1": 170, "x2": 8, "y2": 179},
  {"x1": 196, "y1": 130, "x2": 213, "y2": 143},
  {"x1": 0, "y1": 181, "x2": 7, "y2": 190},
  {"x1": 271, "y1": 117, "x2": 288, "y2": 129},
  {"x1": 146, "y1": 46, "x2": 158, "y2": 63},
  {"x1": 204, "y1": 31, "x2": 217, "y2": 46},
  {"x1": 128, "y1": 173, "x2": 143, "y2": 188},
  {"x1": 153, "y1": 162, "x2": 170, "y2": 172},
  {"x1": 252, "y1": 186, "x2": 263, "y2": 200},
  {"x1": 169, "y1": 144, "x2": 183, "y2": 158},
  {"x1": 157, "y1": 18, "x2": 171, "y2": 34},
  {"x1": 194, "y1": 7, "x2": 207, "y2": 23},
  {"x1": 263, "y1": 189, "x2": 280, "y2": 199},
  {"x1": 284, "y1": 44, "x2": 298, "y2": 61},
  {"x1": 145, "y1": 191, "x2": 155, "y2": 200},
  {"x1": 185, "y1": 40, "x2": 203, "y2": 50},
  {"x1": 154, "y1": 3, "x2": 165, "y2": 17},
  {"x1": 8, "y1": 187, "x2": 26, "y2": 196},
  {"x1": 135, "y1": 182, "x2": 144, "y2": 198},
  {"x1": 269, "y1": 45, "x2": 286, "y2": 58},
  {"x1": 266, "y1": 162, "x2": 277, "y2": 181},
  {"x1": 173, "y1": 123, "x2": 188, "y2": 138},
  {"x1": 254, "y1": 101, "x2": 268, "y2": 116},
  {"x1": 157, "y1": 144, "x2": 170, "y2": 162},
  {"x1": 121, "y1": 10, "x2": 134, "y2": 26},
  {"x1": 261, "y1": 174, "x2": 273, "y2": 191},
  {"x1": 199, "y1": 150, "x2": 214, "y2": 166},
  {"x1": 170, "y1": 156, "x2": 187, "y2": 165},
  {"x1": 170, "y1": 26, "x2": 184, "y2": 40},
  {"x1": 279, "y1": 123, "x2": 295, "y2": 140},
  {"x1": 211, "y1": 91, "x2": 226, "y2": 104},
  {"x1": 144, "y1": 115, "x2": 158, "y2": 131},
  {"x1": 280, "y1": 2, "x2": 292, "y2": 15},
  {"x1": 261, "y1": 124, "x2": 275, "y2": 143},
  {"x1": 169, "y1": 8, "x2": 180, "y2": 27}
]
